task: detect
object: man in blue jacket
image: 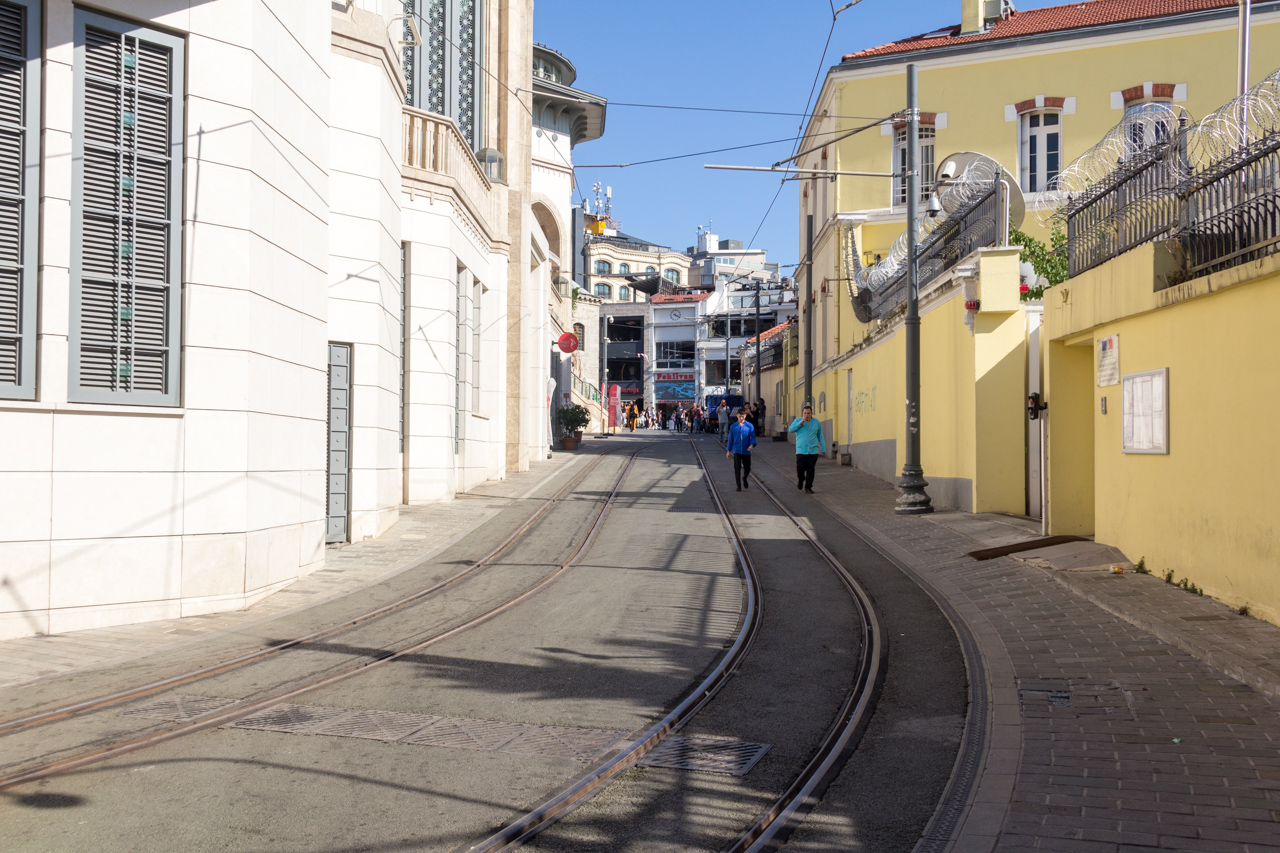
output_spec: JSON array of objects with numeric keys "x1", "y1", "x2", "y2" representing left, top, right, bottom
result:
[
  {"x1": 789, "y1": 403, "x2": 825, "y2": 494},
  {"x1": 724, "y1": 408, "x2": 757, "y2": 492}
]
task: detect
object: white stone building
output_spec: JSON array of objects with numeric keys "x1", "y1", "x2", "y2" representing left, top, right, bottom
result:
[{"x1": 0, "y1": 0, "x2": 573, "y2": 640}]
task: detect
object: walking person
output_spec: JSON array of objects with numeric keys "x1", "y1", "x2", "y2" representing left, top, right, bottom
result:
[
  {"x1": 789, "y1": 403, "x2": 825, "y2": 494},
  {"x1": 716, "y1": 399, "x2": 730, "y2": 439},
  {"x1": 725, "y1": 407, "x2": 757, "y2": 492}
]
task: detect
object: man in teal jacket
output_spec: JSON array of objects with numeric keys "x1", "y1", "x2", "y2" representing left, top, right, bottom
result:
[
  {"x1": 789, "y1": 403, "x2": 825, "y2": 494},
  {"x1": 724, "y1": 408, "x2": 757, "y2": 491}
]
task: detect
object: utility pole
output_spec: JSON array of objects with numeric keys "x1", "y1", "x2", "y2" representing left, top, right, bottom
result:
[
  {"x1": 895, "y1": 63, "x2": 933, "y2": 514},
  {"x1": 1238, "y1": 0, "x2": 1252, "y2": 97},
  {"x1": 804, "y1": 214, "x2": 813, "y2": 407},
  {"x1": 754, "y1": 279, "x2": 762, "y2": 405}
]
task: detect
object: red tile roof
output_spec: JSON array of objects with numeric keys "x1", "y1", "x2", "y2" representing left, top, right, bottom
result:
[
  {"x1": 745, "y1": 321, "x2": 793, "y2": 345},
  {"x1": 651, "y1": 292, "x2": 712, "y2": 304},
  {"x1": 843, "y1": 0, "x2": 1241, "y2": 60}
]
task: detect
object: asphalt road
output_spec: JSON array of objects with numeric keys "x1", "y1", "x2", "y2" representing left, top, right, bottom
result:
[{"x1": 0, "y1": 434, "x2": 969, "y2": 852}]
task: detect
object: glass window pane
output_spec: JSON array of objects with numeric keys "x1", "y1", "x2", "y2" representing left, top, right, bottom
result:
[
  {"x1": 1030, "y1": 113, "x2": 1040, "y2": 128},
  {"x1": 1044, "y1": 113, "x2": 1059, "y2": 126}
]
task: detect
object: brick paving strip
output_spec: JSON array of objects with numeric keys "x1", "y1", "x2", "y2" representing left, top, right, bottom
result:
[
  {"x1": 748, "y1": 444, "x2": 1280, "y2": 853},
  {"x1": 0, "y1": 454, "x2": 581, "y2": 691}
]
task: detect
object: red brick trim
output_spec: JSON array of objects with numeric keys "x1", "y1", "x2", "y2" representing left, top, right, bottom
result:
[
  {"x1": 1152, "y1": 82, "x2": 1176, "y2": 99},
  {"x1": 891, "y1": 111, "x2": 938, "y2": 130},
  {"x1": 1015, "y1": 97, "x2": 1066, "y2": 115},
  {"x1": 1121, "y1": 84, "x2": 1145, "y2": 104}
]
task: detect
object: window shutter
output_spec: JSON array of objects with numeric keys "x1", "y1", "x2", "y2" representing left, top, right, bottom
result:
[
  {"x1": 0, "y1": 0, "x2": 37, "y2": 399},
  {"x1": 70, "y1": 12, "x2": 183, "y2": 405}
]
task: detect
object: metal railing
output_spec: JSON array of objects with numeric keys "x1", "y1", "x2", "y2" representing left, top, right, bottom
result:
[
  {"x1": 863, "y1": 180, "x2": 1000, "y2": 318},
  {"x1": 1063, "y1": 131, "x2": 1280, "y2": 280},
  {"x1": 571, "y1": 373, "x2": 600, "y2": 404},
  {"x1": 1063, "y1": 140, "x2": 1182, "y2": 278},
  {"x1": 1180, "y1": 133, "x2": 1280, "y2": 276}
]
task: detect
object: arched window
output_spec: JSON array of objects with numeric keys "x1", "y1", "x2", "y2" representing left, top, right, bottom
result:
[
  {"x1": 618, "y1": 263, "x2": 630, "y2": 274},
  {"x1": 645, "y1": 266, "x2": 656, "y2": 273},
  {"x1": 594, "y1": 260, "x2": 612, "y2": 275},
  {"x1": 573, "y1": 322, "x2": 585, "y2": 346},
  {"x1": 663, "y1": 269, "x2": 680, "y2": 285},
  {"x1": 619, "y1": 285, "x2": 630, "y2": 301},
  {"x1": 595, "y1": 282, "x2": 611, "y2": 298}
]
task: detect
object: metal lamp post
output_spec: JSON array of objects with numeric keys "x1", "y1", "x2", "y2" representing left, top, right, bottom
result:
[{"x1": 895, "y1": 63, "x2": 934, "y2": 514}]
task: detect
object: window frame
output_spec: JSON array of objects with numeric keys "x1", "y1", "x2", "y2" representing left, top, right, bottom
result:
[
  {"x1": 662, "y1": 269, "x2": 680, "y2": 285},
  {"x1": 0, "y1": 0, "x2": 41, "y2": 400},
  {"x1": 617, "y1": 262, "x2": 629, "y2": 274},
  {"x1": 892, "y1": 124, "x2": 935, "y2": 207},
  {"x1": 594, "y1": 282, "x2": 611, "y2": 299},
  {"x1": 618, "y1": 285, "x2": 630, "y2": 302},
  {"x1": 68, "y1": 9, "x2": 186, "y2": 407},
  {"x1": 1020, "y1": 110, "x2": 1062, "y2": 193}
]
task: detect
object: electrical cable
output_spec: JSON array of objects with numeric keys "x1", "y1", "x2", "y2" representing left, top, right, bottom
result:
[
  {"x1": 603, "y1": 101, "x2": 889, "y2": 121},
  {"x1": 572, "y1": 125, "x2": 868, "y2": 170}
]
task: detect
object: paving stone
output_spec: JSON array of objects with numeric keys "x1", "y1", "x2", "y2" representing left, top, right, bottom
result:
[{"x1": 746, "y1": 444, "x2": 1280, "y2": 853}]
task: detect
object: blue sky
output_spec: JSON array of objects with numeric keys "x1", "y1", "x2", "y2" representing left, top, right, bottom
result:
[{"x1": 532, "y1": 0, "x2": 1064, "y2": 271}]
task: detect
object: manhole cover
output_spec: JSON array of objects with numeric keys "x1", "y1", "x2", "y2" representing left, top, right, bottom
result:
[
  {"x1": 122, "y1": 695, "x2": 239, "y2": 722},
  {"x1": 312, "y1": 708, "x2": 441, "y2": 742},
  {"x1": 401, "y1": 717, "x2": 530, "y2": 751},
  {"x1": 498, "y1": 725, "x2": 628, "y2": 761},
  {"x1": 229, "y1": 703, "x2": 348, "y2": 734},
  {"x1": 640, "y1": 735, "x2": 771, "y2": 776}
]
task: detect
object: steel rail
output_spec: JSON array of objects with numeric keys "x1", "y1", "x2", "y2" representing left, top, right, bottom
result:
[
  {"x1": 0, "y1": 444, "x2": 653, "y2": 791},
  {"x1": 457, "y1": 438, "x2": 765, "y2": 853},
  {"x1": 0, "y1": 447, "x2": 624, "y2": 739},
  {"x1": 721, "y1": 471, "x2": 885, "y2": 853}
]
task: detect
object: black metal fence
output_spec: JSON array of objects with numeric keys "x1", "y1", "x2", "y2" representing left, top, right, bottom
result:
[
  {"x1": 1064, "y1": 141, "x2": 1182, "y2": 278},
  {"x1": 863, "y1": 180, "x2": 1000, "y2": 318},
  {"x1": 1065, "y1": 128, "x2": 1280, "y2": 281},
  {"x1": 1180, "y1": 134, "x2": 1280, "y2": 276}
]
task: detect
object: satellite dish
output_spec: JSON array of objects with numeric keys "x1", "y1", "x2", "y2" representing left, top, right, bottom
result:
[{"x1": 934, "y1": 151, "x2": 1025, "y2": 230}]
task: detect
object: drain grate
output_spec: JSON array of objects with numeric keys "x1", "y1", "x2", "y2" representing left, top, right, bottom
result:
[
  {"x1": 498, "y1": 725, "x2": 629, "y2": 762},
  {"x1": 123, "y1": 695, "x2": 239, "y2": 722},
  {"x1": 400, "y1": 717, "x2": 531, "y2": 752},
  {"x1": 229, "y1": 703, "x2": 349, "y2": 734},
  {"x1": 640, "y1": 735, "x2": 771, "y2": 776},
  {"x1": 311, "y1": 708, "x2": 441, "y2": 742}
]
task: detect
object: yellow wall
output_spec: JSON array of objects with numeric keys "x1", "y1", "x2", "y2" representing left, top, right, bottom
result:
[
  {"x1": 807, "y1": 250, "x2": 1026, "y2": 513},
  {"x1": 1044, "y1": 252, "x2": 1280, "y2": 624}
]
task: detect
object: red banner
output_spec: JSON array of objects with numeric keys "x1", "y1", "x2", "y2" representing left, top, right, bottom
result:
[{"x1": 608, "y1": 385, "x2": 621, "y2": 428}]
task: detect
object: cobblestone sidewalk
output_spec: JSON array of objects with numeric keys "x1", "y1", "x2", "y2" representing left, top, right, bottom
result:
[
  {"x1": 0, "y1": 455, "x2": 579, "y2": 691},
  {"x1": 751, "y1": 444, "x2": 1280, "y2": 853}
]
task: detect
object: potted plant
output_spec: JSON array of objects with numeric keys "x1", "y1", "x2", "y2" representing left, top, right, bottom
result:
[{"x1": 556, "y1": 404, "x2": 592, "y2": 450}]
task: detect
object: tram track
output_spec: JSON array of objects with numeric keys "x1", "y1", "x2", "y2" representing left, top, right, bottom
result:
[
  {"x1": 458, "y1": 437, "x2": 884, "y2": 853},
  {"x1": 0, "y1": 446, "x2": 625, "y2": 740},
  {"x1": 0, "y1": 443, "x2": 653, "y2": 792}
]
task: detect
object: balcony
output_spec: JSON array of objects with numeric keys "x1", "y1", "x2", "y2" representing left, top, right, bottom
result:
[{"x1": 402, "y1": 107, "x2": 500, "y2": 243}]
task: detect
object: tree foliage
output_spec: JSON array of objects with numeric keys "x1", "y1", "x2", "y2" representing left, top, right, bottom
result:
[{"x1": 1009, "y1": 225, "x2": 1068, "y2": 300}]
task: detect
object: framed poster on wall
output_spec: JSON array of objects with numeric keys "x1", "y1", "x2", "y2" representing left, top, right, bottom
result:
[{"x1": 1121, "y1": 368, "x2": 1168, "y2": 455}]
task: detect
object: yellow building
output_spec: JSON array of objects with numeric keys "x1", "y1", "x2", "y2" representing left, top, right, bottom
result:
[{"x1": 794, "y1": 0, "x2": 1280, "y2": 515}]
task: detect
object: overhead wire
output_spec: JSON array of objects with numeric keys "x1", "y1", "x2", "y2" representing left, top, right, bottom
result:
[{"x1": 572, "y1": 125, "x2": 874, "y2": 170}]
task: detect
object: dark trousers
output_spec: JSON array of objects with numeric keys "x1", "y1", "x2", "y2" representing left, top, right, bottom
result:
[
  {"x1": 796, "y1": 453, "x2": 818, "y2": 489},
  {"x1": 733, "y1": 453, "x2": 753, "y2": 486}
]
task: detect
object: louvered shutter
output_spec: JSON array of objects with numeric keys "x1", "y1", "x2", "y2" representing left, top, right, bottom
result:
[
  {"x1": 69, "y1": 12, "x2": 183, "y2": 405},
  {"x1": 0, "y1": 0, "x2": 37, "y2": 400}
]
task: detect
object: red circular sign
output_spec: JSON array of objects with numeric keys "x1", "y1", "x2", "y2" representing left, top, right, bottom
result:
[{"x1": 557, "y1": 332, "x2": 579, "y2": 353}]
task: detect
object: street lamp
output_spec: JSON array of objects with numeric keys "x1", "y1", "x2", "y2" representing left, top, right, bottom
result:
[{"x1": 895, "y1": 64, "x2": 934, "y2": 514}]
